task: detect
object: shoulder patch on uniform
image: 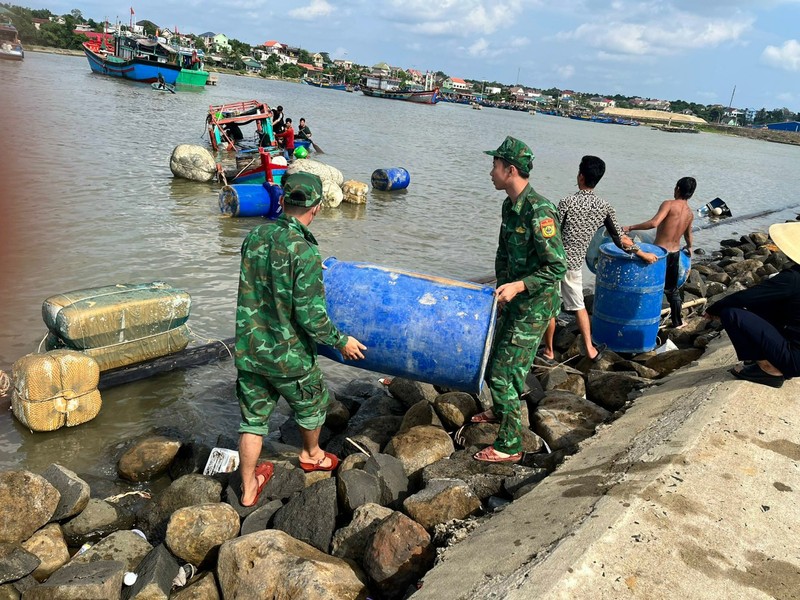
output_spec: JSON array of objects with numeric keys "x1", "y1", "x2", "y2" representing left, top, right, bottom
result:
[
  {"x1": 540, "y1": 217, "x2": 556, "y2": 238},
  {"x1": 515, "y1": 226, "x2": 526, "y2": 234}
]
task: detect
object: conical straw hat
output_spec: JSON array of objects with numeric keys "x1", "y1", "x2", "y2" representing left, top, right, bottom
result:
[{"x1": 769, "y1": 222, "x2": 800, "y2": 264}]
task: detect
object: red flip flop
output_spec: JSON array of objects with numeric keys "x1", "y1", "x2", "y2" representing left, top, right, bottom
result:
[
  {"x1": 473, "y1": 447, "x2": 522, "y2": 463},
  {"x1": 298, "y1": 451, "x2": 339, "y2": 473},
  {"x1": 241, "y1": 461, "x2": 274, "y2": 507},
  {"x1": 470, "y1": 410, "x2": 498, "y2": 424}
]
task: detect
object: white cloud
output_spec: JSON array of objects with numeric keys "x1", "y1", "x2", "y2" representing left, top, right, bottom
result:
[
  {"x1": 761, "y1": 39, "x2": 800, "y2": 71},
  {"x1": 555, "y1": 64, "x2": 575, "y2": 79},
  {"x1": 288, "y1": 0, "x2": 334, "y2": 20},
  {"x1": 387, "y1": 0, "x2": 535, "y2": 36},
  {"x1": 468, "y1": 38, "x2": 491, "y2": 56}
]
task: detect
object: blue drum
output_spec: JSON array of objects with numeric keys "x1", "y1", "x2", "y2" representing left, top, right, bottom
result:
[
  {"x1": 371, "y1": 167, "x2": 410, "y2": 191},
  {"x1": 219, "y1": 182, "x2": 283, "y2": 218}
]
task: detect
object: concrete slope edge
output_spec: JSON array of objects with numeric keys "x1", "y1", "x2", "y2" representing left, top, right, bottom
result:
[{"x1": 412, "y1": 335, "x2": 747, "y2": 599}]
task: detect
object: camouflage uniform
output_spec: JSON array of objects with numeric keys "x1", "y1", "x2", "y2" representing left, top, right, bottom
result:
[
  {"x1": 235, "y1": 173, "x2": 348, "y2": 435},
  {"x1": 484, "y1": 137, "x2": 567, "y2": 454}
]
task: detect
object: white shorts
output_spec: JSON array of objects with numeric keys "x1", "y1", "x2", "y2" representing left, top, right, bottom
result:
[{"x1": 560, "y1": 269, "x2": 585, "y2": 312}]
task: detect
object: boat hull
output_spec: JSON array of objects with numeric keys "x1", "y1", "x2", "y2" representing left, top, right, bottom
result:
[
  {"x1": 83, "y1": 43, "x2": 208, "y2": 86},
  {"x1": 302, "y1": 79, "x2": 347, "y2": 91},
  {"x1": 0, "y1": 49, "x2": 23, "y2": 61},
  {"x1": 362, "y1": 87, "x2": 439, "y2": 104}
]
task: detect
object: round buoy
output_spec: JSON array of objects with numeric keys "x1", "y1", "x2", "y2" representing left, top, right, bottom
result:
[
  {"x1": 294, "y1": 146, "x2": 309, "y2": 159},
  {"x1": 371, "y1": 167, "x2": 410, "y2": 191}
]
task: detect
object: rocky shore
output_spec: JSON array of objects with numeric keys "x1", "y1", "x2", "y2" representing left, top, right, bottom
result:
[{"x1": 1, "y1": 221, "x2": 797, "y2": 600}]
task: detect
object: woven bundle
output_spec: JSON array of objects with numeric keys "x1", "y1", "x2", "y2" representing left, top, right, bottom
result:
[{"x1": 12, "y1": 350, "x2": 101, "y2": 431}]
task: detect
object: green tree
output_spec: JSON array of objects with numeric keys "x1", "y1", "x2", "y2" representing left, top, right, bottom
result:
[
  {"x1": 70, "y1": 8, "x2": 82, "y2": 21},
  {"x1": 282, "y1": 63, "x2": 301, "y2": 78},
  {"x1": 297, "y1": 49, "x2": 312, "y2": 64}
]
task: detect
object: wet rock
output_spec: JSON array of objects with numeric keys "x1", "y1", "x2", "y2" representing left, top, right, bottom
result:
[
  {"x1": 20, "y1": 524, "x2": 68, "y2": 582},
  {"x1": 122, "y1": 544, "x2": 178, "y2": 600},
  {"x1": 399, "y1": 400, "x2": 443, "y2": 433},
  {"x1": 363, "y1": 453, "x2": 410, "y2": 508},
  {"x1": 61, "y1": 498, "x2": 123, "y2": 547},
  {"x1": 69, "y1": 529, "x2": 152, "y2": 574},
  {"x1": 750, "y1": 232, "x2": 769, "y2": 245},
  {"x1": 402, "y1": 479, "x2": 481, "y2": 531},
  {"x1": 40, "y1": 464, "x2": 90, "y2": 522},
  {"x1": 0, "y1": 471, "x2": 59, "y2": 545},
  {"x1": 587, "y1": 371, "x2": 651, "y2": 411},
  {"x1": 273, "y1": 478, "x2": 338, "y2": 553},
  {"x1": 421, "y1": 453, "x2": 515, "y2": 501},
  {"x1": 165, "y1": 503, "x2": 240, "y2": 568},
  {"x1": 705, "y1": 281, "x2": 727, "y2": 297},
  {"x1": 457, "y1": 422, "x2": 543, "y2": 453},
  {"x1": 533, "y1": 390, "x2": 611, "y2": 451},
  {"x1": 0, "y1": 544, "x2": 39, "y2": 585},
  {"x1": 683, "y1": 270, "x2": 708, "y2": 297},
  {"x1": 118, "y1": 436, "x2": 182, "y2": 483},
  {"x1": 363, "y1": 511, "x2": 434, "y2": 600},
  {"x1": 385, "y1": 426, "x2": 455, "y2": 482},
  {"x1": 723, "y1": 258, "x2": 763, "y2": 277},
  {"x1": 217, "y1": 530, "x2": 367, "y2": 600},
  {"x1": 168, "y1": 443, "x2": 212, "y2": 480},
  {"x1": 170, "y1": 571, "x2": 219, "y2": 600},
  {"x1": 720, "y1": 246, "x2": 744, "y2": 258},
  {"x1": 337, "y1": 470, "x2": 382, "y2": 514},
  {"x1": 142, "y1": 474, "x2": 223, "y2": 543},
  {"x1": 324, "y1": 399, "x2": 351, "y2": 432},
  {"x1": 331, "y1": 503, "x2": 393, "y2": 563},
  {"x1": 170, "y1": 144, "x2": 217, "y2": 182},
  {"x1": 433, "y1": 392, "x2": 478, "y2": 430},
  {"x1": 611, "y1": 360, "x2": 660, "y2": 379},
  {"x1": 692, "y1": 263, "x2": 722, "y2": 276},
  {"x1": 240, "y1": 500, "x2": 283, "y2": 536},
  {"x1": 23, "y1": 560, "x2": 125, "y2": 600},
  {"x1": 387, "y1": 378, "x2": 439, "y2": 410},
  {"x1": 338, "y1": 453, "x2": 368, "y2": 473},
  {"x1": 539, "y1": 366, "x2": 586, "y2": 396},
  {"x1": 705, "y1": 271, "x2": 731, "y2": 285},
  {"x1": 644, "y1": 348, "x2": 704, "y2": 376}
]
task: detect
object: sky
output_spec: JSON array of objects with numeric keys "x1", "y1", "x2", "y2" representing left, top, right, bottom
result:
[{"x1": 37, "y1": 0, "x2": 800, "y2": 110}]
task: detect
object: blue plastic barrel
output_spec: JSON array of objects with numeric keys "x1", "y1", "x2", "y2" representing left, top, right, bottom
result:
[
  {"x1": 318, "y1": 258, "x2": 497, "y2": 393},
  {"x1": 219, "y1": 182, "x2": 283, "y2": 218},
  {"x1": 371, "y1": 167, "x2": 410, "y2": 191},
  {"x1": 591, "y1": 243, "x2": 667, "y2": 353}
]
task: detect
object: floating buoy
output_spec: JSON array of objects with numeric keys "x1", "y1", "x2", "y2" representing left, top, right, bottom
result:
[{"x1": 371, "y1": 167, "x2": 410, "y2": 191}]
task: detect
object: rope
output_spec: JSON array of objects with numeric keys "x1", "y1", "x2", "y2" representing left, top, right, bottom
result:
[
  {"x1": 37, "y1": 331, "x2": 49, "y2": 353},
  {"x1": 184, "y1": 324, "x2": 234, "y2": 360},
  {"x1": 0, "y1": 370, "x2": 10, "y2": 397}
]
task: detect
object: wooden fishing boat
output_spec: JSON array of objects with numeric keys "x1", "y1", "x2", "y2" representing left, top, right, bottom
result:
[
  {"x1": 301, "y1": 76, "x2": 347, "y2": 91},
  {"x1": 83, "y1": 33, "x2": 208, "y2": 87},
  {"x1": 0, "y1": 19, "x2": 23, "y2": 61},
  {"x1": 361, "y1": 86, "x2": 439, "y2": 104},
  {"x1": 151, "y1": 82, "x2": 175, "y2": 93}
]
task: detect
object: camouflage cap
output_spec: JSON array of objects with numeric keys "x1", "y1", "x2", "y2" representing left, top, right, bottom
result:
[
  {"x1": 282, "y1": 172, "x2": 323, "y2": 207},
  {"x1": 484, "y1": 136, "x2": 534, "y2": 175}
]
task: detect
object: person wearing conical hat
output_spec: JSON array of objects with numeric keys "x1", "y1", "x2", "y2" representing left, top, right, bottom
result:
[
  {"x1": 471, "y1": 136, "x2": 567, "y2": 463},
  {"x1": 704, "y1": 222, "x2": 800, "y2": 388}
]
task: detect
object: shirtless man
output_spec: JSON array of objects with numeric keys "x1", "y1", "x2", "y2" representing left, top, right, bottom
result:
[{"x1": 624, "y1": 177, "x2": 695, "y2": 328}]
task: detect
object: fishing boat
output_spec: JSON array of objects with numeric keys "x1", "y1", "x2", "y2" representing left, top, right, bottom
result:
[
  {"x1": 301, "y1": 75, "x2": 347, "y2": 91},
  {"x1": 83, "y1": 32, "x2": 208, "y2": 87},
  {"x1": 151, "y1": 82, "x2": 175, "y2": 93},
  {"x1": 0, "y1": 19, "x2": 23, "y2": 61},
  {"x1": 206, "y1": 100, "x2": 275, "y2": 151},
  {"x1": 360, "y1": 74, "x2": 439, "y2": 104}
]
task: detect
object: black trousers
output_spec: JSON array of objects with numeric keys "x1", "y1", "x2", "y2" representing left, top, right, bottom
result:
[
  {"x1": 719, "y1": 307, "x2": 800, "y2": 378},
  {"x1": 664, "y1": 251, "x2": 683, "y2": 327}
]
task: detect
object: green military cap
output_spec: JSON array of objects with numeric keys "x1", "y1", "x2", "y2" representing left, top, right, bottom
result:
[
  {"x1": 282, "y1": 172, "x2": 323, "y2": 207},
  {"x1": 484, "y1": 136, "x2": 535, "y2": 175}
]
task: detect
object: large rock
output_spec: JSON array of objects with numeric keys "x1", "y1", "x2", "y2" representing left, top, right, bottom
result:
[
  {"x1": 0, "y1": 544, "x2": 39, "y2": 585},
  {"x1": 363, "y1": 512, "x2": 434, "y2": 600},
  {"x1": 0, "y1": 471, "x2": 59, "y2": 544},
  {"x1": 644, "y1": 348, "x2": 703, "y2": 376},
  {"x1": 533, "y1": 391, "x2": 611, "y2": 451},
  {"x1": 122, "y1": 544, "x2": 178, "y2": 600},
  {"x1": 539, "y1": 366, "x2": 586, "y2": 396},
  {"x1": 142, "y1": 474, "x2": 223, "y2": 544},
  {"x1": 41, "y1": 464, "x2": 90, "y2": 521},
  {"x1": 240, "y1": 499, "x2": 283, "y2": 536},
  {"x1": 69, "y1": 530, "x2": 152, "y2": 573},
  {"x1": 586, "y1": 371, "x2": 650, "y2": 411},
  {"x1": 217, "y1": 530, "x2": 367, "y2": 600},
  {"x1": 433, "y1": 392, "x2": 478, "y2": 429},
  {"x1": 385, "y1": 426, "x2": 455, "y2": 482},
  {"x1": 421, "y1": 452, "x2": 526, "y2": 501},
  {"x1": 61, "y1": 499, "x2": 124, "y2": 547},
  {"x1": 21, "y1": 524, "x2": 69, "y2": 582},
  {"x1": 117, "y1": 436, "x2": 182, "y2": 483},
  {"x1": 337, "y1": 470, "x2": 382, "y2": 514},
  {"x1": 170, "y1": 144, "x2": 217, "y2": 182},
  {"x1": 398, "y1": 400, "x2": 443, "y2": 433},
  {"x1": 331, "y1": 503, "x2": 393, "y2": 563},
  {"x1": 165, "y1": 503, "x2": 240, "y2": 567},
  {"x1": 168, "y1": 443, "x2": 212, "y2": 480},
  {"x1": 363, "y1": 453, "x2": 410, "y2": 508},
  {"x1": 457, "y1": 422, "x2": 543, "y2": 453},
  {"x1": 23, "y1": 560, "x2": 125, "y2": 600},
  {"x1": 387, "y1": 378, "x2": 438, "y2": 410},
  {"x1": 273, "y1": 478, "x2": 338, "y2": 553},
  {"x1": 170, "y1": 571, "x2": 219, "y2": 600},
  {"x1": 402, "y1": 479, "x2": 481, "y2": 531}
]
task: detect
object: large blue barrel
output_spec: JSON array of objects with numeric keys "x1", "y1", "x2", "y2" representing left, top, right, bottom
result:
[
  {"x1": 591, "y1": 243, "x2": 667, "y2": 353},
  {"x1": 371, "y1": 167, "x2": 410, "y2": 191},
  {"x1": 318, "y1": 258, "x2": 497, "y2": 393},
  {"x1": 219, "y1": 182, "x2": 283, "y2": 218}
]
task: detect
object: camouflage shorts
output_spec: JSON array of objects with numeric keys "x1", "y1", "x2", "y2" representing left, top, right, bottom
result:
[{"x1": 236, "y1": 366, "x2": 330, "y2": 436}]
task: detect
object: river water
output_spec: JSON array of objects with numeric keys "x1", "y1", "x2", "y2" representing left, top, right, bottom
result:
[{"x1": 0, "y1": 52, "x2": 797, "y2": 477}]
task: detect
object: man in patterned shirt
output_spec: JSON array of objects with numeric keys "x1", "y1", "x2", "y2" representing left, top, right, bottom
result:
[
  {"x1": 540, "y1": 156, "x2": 657, "y2": 363},
  {"x1": 235, "y1": 172, "x2": 366, "y2": 506},
  {"x1": 471, "y1": 136, "x2": 567, "y2": 463}
]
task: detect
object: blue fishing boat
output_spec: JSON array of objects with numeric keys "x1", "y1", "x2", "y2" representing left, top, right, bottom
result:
[{"x1": 301, "y1": 75, "x2": 347, "y2": 91}]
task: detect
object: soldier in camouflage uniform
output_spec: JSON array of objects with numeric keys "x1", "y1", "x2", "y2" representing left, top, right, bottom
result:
[
  {"x1": 235, "y1": 172, "x2": 366, "y2": 506},
  {"x1": 473, "y1": 136, "x2": 567, "y2": 463}
]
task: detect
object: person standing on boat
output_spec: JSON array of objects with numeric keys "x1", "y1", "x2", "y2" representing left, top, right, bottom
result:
[
  {"x1": 471, "y1": 136, "x2": 567, "y2": 464},
  {"x1": 272, "y1": 105, "x2": 285, "y2": 135},
  {"x1": 624, "y1": 177, "x2": 695, "y2": 328},
  {"x1": 235, "y1": 173, "x2": 367, "y2": 507},
  {"x1": 539, "y1": 156, "x2": 658, "y2": 364},
  {"x1": 275, "y1": 118, "x2": 296, "y2": 161},
  {"x1": 296, "y1": 118, "x2": 312, "y2": 141}
]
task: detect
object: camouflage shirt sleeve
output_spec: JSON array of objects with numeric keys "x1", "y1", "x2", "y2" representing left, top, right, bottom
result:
[{"x1": 521, "y1": 198, "x2": 568, "y2": 294}]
